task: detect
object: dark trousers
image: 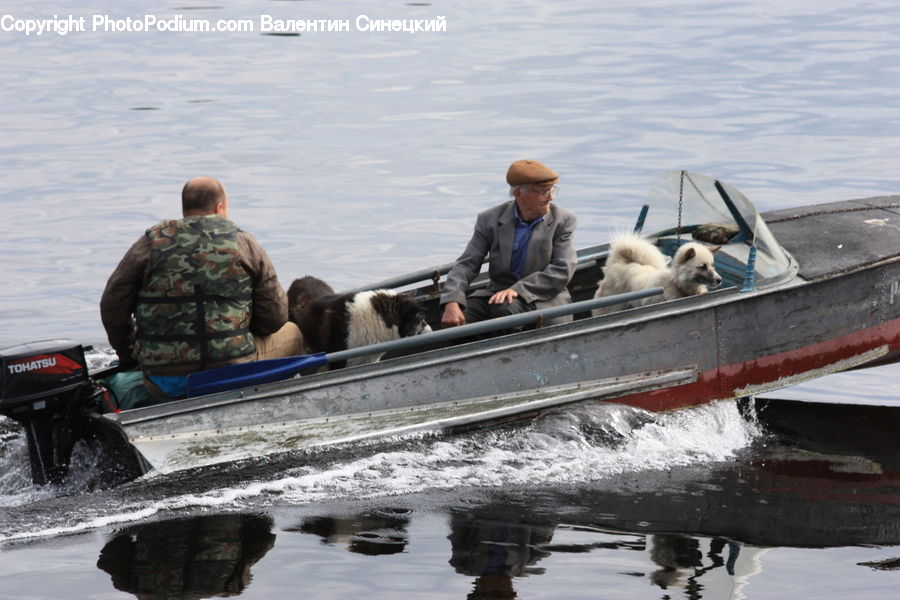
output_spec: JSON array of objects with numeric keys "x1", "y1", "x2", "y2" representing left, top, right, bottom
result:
[{"x1": 464, "y1": 296, "x2": 536, "y2": 331}]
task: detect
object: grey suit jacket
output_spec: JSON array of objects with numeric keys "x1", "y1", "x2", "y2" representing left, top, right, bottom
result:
[{"x1": 440, "y1": 201, "x2": 577, "y2": 310}]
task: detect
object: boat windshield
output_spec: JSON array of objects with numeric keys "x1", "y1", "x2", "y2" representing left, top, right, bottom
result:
[{"x1": 638, "y1": 170, "x2": 793, "y2": 285}]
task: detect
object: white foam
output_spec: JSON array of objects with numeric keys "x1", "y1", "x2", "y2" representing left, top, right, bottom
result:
[{"x1": 0, "y1": 400, "x2": 760, "y2": 543}]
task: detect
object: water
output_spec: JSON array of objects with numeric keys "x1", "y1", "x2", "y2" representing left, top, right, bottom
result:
[
  {"x1": 0, "y1": 399, "x2": 897, "y2": 598},
  {"x1": 1, "y1": 0, "x2": 898, "y2": 598}
]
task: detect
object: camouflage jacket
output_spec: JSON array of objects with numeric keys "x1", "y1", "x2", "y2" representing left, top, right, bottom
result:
[{"x1": 100, "y1": 215, "x2": 289, "y2": 375}]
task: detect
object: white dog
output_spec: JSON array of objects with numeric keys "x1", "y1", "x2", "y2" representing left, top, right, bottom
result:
[{"x1": 592, "y1": 234, "x2": 722, "y2": 316}]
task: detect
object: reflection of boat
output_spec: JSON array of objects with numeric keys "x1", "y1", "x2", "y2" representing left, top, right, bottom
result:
[
  {"x1": 441, "y1": 408, "x2": 899, "y2": 597},
  {"x1": 1, "y1": 171, "x2": 898, "y2": 484},
  {"x1": 96, "y1": 513, "x2": 276, "y2": 599},
  {"x1": 474, "y1": 399, "x2": 900, "y2": 548},
  {"x1": 750, "y1": 397, "x2": 900, "y2": 472},
  {"x1": 96, "y1": 401, "x2": 897, "y2": 599},
  {"x1": 283, "y1": 409, "x2": 899, "y2": 600},
  {"x1": 289, "y1": 507, "x2": 411, "y2": 555}
]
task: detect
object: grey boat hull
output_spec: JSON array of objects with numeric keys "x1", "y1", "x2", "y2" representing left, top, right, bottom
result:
[{"x1": 107, "y1": 194, "x2": 900, "y2": 475}]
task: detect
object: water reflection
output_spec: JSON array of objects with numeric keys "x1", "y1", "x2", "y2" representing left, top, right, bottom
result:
[
  {"x1": 96, "y1": 513, "x2": 275, "y2": 599},
  {"x1": 448, "y1": 513, "x2": 554, "y2": 599},
  {"x1": 278, "y1": 400, "x2": 898, "y2": 599},
  {"x1": 643, "y1": 535, "x2": 750, "y2": 599},
  {"x1": 444, "y1": 509, "x2": 770, "y2": 599},
  {"x1": 288, "y1": 507, "x2": 411, "y2": 555},
  {"x1": 86, "y1": 400, "x2": 898, "y2": 599}
]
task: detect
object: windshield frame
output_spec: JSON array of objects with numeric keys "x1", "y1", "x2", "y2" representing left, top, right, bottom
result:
[{"x1": 638, "y1": 171, "x2": 797, "y2": 287}]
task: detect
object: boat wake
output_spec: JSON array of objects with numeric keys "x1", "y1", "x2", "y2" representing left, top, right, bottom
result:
[{"x1": 0, "y1": 399, "x2": 760, "y2": 544}]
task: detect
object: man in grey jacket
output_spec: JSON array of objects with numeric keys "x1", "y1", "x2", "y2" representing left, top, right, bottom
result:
[{"x1": 440, "y1": 159, "x2": 577, "y2": 328}]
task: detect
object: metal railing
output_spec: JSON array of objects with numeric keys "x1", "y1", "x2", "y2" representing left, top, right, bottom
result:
[
  {"x1": 323, "y1": 287, "x2": 663, "y2": 365},
  {"x1": 343, "y1": 246, "x2": 611, "y2": 295}
]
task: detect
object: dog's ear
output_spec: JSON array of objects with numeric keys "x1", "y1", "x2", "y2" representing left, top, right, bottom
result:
[
  {"x1": 399, "y1": 289, "x2": 426, "y2": 309},
  {"x1": 402, "y1": 290, "x2": 426, "y2": 305},
  {"x1": 680, "y1": 247, "x2": 696, "y2": 262},
  {"x1": 709, "y1": 245, "x2": 721, "y2": 254}
]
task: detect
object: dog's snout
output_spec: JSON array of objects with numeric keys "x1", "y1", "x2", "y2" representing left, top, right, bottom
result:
[{"x1": 697, "y1": 265, "x2": 723, "y2": 288}]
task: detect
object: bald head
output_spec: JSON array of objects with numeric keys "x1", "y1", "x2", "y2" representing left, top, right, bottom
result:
[{"x1": 182, "y1": 177, "x2": 228, "y2": 217}]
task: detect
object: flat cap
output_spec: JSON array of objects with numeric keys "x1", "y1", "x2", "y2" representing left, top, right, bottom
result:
[{"x1": 506, "y1": 159, "x2": 559, "y2": 186}]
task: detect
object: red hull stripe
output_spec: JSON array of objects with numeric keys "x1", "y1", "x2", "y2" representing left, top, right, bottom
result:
[{"x1": 612, "y1": 317, "x2": 900, "y2": 412}]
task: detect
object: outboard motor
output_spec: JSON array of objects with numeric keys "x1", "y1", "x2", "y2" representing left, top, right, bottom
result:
[{"x1": 0, "y1": 340, "x2": 97, "y2": 484}]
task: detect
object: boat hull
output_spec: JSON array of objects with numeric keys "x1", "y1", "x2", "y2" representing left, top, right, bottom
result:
[
  {"x1": 616, "y1": 257, "x2": 900, "y2": 411},
  {"x1": 110, "y1": 255, "x2": 900, "y2": 475}
]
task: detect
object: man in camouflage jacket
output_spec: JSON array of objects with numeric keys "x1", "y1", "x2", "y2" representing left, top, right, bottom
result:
[{"x1": 100, "y1": 177, "x2": 301, "y2": 397}]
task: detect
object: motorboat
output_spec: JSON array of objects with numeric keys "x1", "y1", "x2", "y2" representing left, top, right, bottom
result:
[{"x1": 2, "y1": 171, "x2": 898, "y2": 485}]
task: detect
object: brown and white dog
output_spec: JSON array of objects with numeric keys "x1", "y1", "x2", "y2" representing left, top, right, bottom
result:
[
  {"x1": 287, "y1": 276, "x2": 432, "y2": 369},
  {"x1": 592, "y1": 234, "x2": 721, "y2": 316}
]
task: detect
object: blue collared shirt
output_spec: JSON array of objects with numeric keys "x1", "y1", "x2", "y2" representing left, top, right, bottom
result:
[{"x1": 510, "y1": 205, "x2": 544, "y2": 280}]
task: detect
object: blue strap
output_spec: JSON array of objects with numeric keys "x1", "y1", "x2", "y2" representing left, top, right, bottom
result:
[
  {"x1": 187, "y1": 353, "x2": 328, "y2": 397},
  {"x1": 147, "y1": 374, "x2": 189, "y2": 398}
]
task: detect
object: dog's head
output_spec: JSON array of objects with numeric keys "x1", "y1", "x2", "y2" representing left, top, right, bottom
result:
[
  {"x1": 287, "y1": 275, "x2": 336, "y2": 322},
  {"x1": 674, "y1": 243, "x2": 722, "y2": 289},
  {"x1": 369, "y1": 290, "x2": 432, "y2": 338},
  {"x1": 395, "y1": 292, "x2": 432, "y2": 338}
]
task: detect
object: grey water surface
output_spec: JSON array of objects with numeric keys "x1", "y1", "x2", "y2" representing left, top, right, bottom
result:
[{"x1": 1, "y1": 1, "x2": 898, "y2": 598}]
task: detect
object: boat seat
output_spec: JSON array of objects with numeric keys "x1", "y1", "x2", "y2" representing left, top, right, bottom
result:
[{"x1": 691, "y1": 222, "x2": 740, "y2": 244}]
